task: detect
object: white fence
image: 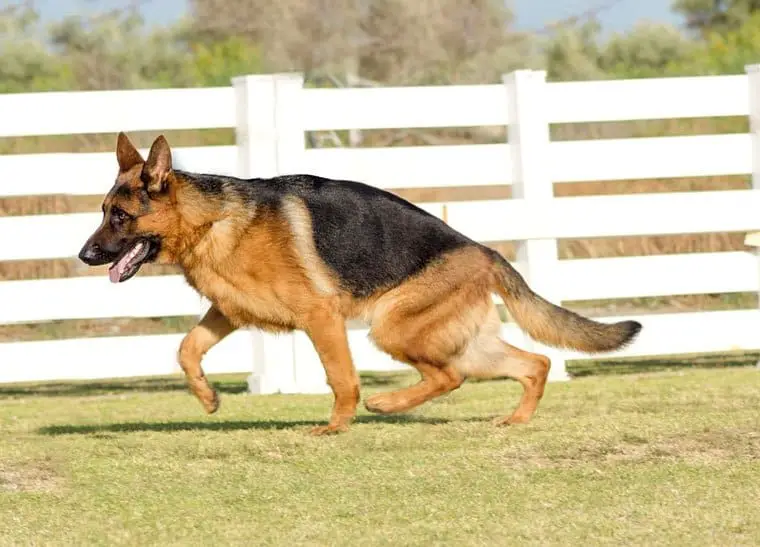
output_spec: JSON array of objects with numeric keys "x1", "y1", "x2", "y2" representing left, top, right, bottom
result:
[{"x1": 1, "y1": 68, "x2": 759, "y2": 392}]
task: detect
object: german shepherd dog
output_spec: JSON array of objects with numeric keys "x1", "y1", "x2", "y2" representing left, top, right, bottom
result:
[{"x1": 78, "y1": 133, "x2": 641, "y2": 435}]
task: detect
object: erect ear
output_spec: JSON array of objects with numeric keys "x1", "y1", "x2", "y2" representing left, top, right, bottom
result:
[
  {"x1": 141, "y1": 135, "x2": 173, "y2": 196},
  {"x1": 116, "y1": 132, "x2": 144, "y2": 172}
]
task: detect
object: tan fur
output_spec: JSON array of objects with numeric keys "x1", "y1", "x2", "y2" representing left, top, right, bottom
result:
[
  {"x1": 280, "y1": 196, "x2": 339, "y2": 296},
  {"x1": 365, "y1": 362, "x2": 463, "y2": 414},
  {"x1": 491, "y1": 260, "x2": 641, "y2": 354},
  {"x1": 86, "y1": 133, "x2": 640, "y2": 434},
  {"x1": 178, "y1": 306, "x2": 235, "y2": 413},
  {"x1": 173, "y1": 198, "x2": 361, "y2": 434},
  {"x1": 359, "y1": 247, "x2": 551, "y2": 424},
  {"x1": 451, "y1": 305, "x2": 550, "y2": 425},
  {"x1": 364, "y1": 247, "x2": 495, "y2": 366}
]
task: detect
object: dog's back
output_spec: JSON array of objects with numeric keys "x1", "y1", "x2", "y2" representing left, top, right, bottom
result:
[{"x1": 248, "y1": 174, "x2": 473, "y2": 297}]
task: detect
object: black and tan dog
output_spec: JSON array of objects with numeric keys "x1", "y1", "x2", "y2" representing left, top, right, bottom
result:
[{"x1": 78, "y1": 133, "x2": 641, "y2": 435}]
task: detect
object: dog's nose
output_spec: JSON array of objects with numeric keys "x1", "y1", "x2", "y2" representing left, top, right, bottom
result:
[{"x1": 78, "y1": 243, "x2": 101, "y2": 265}]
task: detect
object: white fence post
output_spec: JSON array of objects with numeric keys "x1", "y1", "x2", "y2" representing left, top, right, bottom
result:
[
  {"x1": 232, "y1": 74, "x2": 289, "y2": 394},
  {"x1": 230, "y1": 73, "x2": 328, "y2": 394},
  {"x1": 272, "y1": 74, "x2": 331, "y2": 394},
  {"x1": 745, "y1": 64, "x2": 760, "y2": 370},
  {"x1": 504, "y1": 70, "x2": 569, "y2": 382}
]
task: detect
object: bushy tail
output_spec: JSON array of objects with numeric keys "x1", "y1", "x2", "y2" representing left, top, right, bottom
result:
[{"x1": 491, "y1": 255, "x2": 641, "y2": 353}]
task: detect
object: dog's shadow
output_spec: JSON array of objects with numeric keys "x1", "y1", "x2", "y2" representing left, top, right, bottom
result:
[{"x1": 36, "y1": 414, "x2": 475, "y2": 436}]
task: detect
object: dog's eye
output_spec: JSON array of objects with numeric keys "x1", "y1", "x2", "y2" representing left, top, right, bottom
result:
[{"x1": 111, "y1": 208, "x2": 129, "y2": 224}]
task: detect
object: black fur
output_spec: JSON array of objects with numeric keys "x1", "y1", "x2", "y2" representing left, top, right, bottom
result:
[
  {"x1": 178, "y1": 172, "x2": 473, "y2": 297},
  {"x1": 291, "y1": 175, "x2": 472, "y2": 296},
  {"x1": 176, "y1": 170, "x2": 226, "y2": 197},
  {"x1": 114, "y1": 185, "x2": 133, "y2": 200}
]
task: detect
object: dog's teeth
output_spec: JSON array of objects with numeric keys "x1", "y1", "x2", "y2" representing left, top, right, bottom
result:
[{"x1": 129, "y1": 242, "x2": 143, "y2": 259}]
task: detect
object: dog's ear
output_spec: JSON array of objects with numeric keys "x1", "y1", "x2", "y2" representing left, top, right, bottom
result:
[
  {"x1": 116, "y1": 132, "x2": 144, "y2": 172},
  {"x1": 141, "y1": 135, "x2": 173, "y2": 196}
]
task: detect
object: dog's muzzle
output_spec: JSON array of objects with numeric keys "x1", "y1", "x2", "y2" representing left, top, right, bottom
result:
[{"x1": 78, "y1": 242, "x2": 116, "y2": 266}]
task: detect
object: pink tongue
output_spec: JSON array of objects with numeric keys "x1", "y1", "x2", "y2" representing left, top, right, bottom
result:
[
  {"x1": 108, "y1": 248, "x2": 136, "y2": 284},
  {"x1": 108, "y1": 265, "x2": 121, "y2": 284}
]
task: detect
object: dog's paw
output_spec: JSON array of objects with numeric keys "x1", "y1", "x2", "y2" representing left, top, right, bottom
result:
[
  {"x1": 364, "y1": 393, "x2": 402, "y2": 414},
  {"x1": 189, "y1": 377, "x2": 219, "y2": 414},
  {"x1": 309, "y1": 423, "x2": 349, "y2": 436},
  {"x1": 201, "y1": 390, "x2": 220, "y2": 414},
  {"x1": 492, "y1": 414, "x2": 530, "y2": 426}
]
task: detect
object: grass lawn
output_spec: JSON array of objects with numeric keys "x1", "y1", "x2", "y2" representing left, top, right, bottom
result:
[{"x1": 1, "y1": 368, "x2": 759, "y2": 546}]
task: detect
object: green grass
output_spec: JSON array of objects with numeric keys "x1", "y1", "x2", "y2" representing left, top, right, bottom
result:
[{"x1": 1, "y1": 369, "x2": 759, "y2": 546}]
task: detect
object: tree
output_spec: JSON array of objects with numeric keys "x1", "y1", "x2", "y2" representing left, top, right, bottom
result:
[
  {"x1": 601, "y1": 22, "x2": 695, "y2": 78},
  {"x1": 48, "y1": 8, "x2": 193, "y2": 90},
  {"x1": 188, "y1": 0, "x2": 538, "y2": 85},
  {"x1": 0, "y1": 5, "x2": 73, "y2": 93},
  {"x1": 673, "y1": 0, "x2": 760, "y2": 37},
  {"x1": 667, "y1": 10, "x2": 760, "y2": 74},
  {"x1": 543, "y1": 19, "x2": 606, "y2": 81},
  {"x1": 186, "y1": 36, "x2": 265, "y2": 87},
  {"x1": 543, "y1": 18, "x2": 693, "y2": 81}
]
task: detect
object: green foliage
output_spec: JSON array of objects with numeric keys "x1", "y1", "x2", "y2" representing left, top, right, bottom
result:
[
  {"x1": 667, "y1": 10, "x2": 760, "y2": 74},
  {"x1": 601, "y1": 22, "x2": 696, "y2": 78},
  {"x1": 48, "y1": 9, "x2": 194, "y2": 90},
  {"x1": 543, "y1": 18, "x2": 695, "y2": 81},
  {"x1": 544, "y1": 20, "x2": 606, "y2": 81},
  {"x1": 186, "y1": 36, "x2": 265, "y2": 87},
  {"x1": 0, "y1": 5, "x2": 263, "y2": 94},
  {"x1": 0, "y1": 6, "x2": 74, "y2": 93},
  {"x1": 673, "y1": 0, "x2": 760, "y2": 36}
]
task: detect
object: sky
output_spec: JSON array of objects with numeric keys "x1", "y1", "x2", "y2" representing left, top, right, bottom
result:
[
  {"x1": 513, "y1": 0, "x2": 681, "y2": 33},
  {"x1": 24, "y1": 0, "x2": 683, "y2": 34}
]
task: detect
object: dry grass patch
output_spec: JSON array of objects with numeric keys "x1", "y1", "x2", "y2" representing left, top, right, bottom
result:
[{"x1": 0, "y1": 460, "x2": 59, "y2": 493}]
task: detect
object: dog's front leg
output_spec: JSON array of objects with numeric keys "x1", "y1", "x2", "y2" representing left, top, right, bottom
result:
[
  {"x1": 303, "y1": 308, "x2": 360, "y2": 435},
  {"x1": 178, "y1": 305, "x2": 236, "y2": 413}
]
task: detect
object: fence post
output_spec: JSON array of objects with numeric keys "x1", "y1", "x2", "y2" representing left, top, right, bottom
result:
[
  {"x1": 503, "y1": 70, "x2": 569, "y2": 382},
  {"x1": 229, "y1": 73, "x2": 329, "y2": 394},
  {"x1": 272, "y1": 74, "x2": 331, "y2": 394},
  {"x1": 745, "y1": 64, "x2": 760, "y2": 370}
]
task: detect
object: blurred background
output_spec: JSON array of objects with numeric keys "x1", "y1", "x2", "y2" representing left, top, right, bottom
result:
[
  {"x1": 4, "y1": 0, "x2": 754, "y2": 95},
  {"x1": 2, "y1": 0, "x2": 758, "y2": 373}
]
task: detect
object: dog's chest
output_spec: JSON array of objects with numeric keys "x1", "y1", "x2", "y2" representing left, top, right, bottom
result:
[
  {"x1": 184, "y1": 263, "x2": 296, "y2": 330},
  {"x1": 180, "y1": 216, "x2": 303, "y2": 330}
]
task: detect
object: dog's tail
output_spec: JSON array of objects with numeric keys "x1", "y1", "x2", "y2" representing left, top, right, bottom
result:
[{"x1": 490, "y1": 253, "x2": 641, "y2": 353}]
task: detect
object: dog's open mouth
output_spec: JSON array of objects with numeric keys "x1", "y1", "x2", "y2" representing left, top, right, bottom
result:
[{"x1": 108, "y1": 239, "x2": 153, "y2": 283}]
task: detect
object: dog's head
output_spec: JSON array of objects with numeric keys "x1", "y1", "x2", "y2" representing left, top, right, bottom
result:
[{"x1": 78, "y1": 133, "x2": 179, "y2": 283}]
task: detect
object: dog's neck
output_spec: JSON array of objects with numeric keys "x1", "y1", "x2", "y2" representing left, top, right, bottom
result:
[{"x1": 171, "y1": 171, "x2": 255, "y2": 267}]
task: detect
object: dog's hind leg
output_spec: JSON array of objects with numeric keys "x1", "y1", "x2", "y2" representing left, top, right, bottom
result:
[
  {"x1": 479, "y1": 341, "x2": 550, "y2": 426},
  {"x1": 178, "y1": 305, "x2": 236, "y2": 414},
  {"x1": 365, "y1": 362, "x2": 463, "y2": 414},
  {"x1": 453, "y1": 308, "x2": 550, "y2": 425},
  {"x1": 364, "y1": 247, "x2": 494, "y2": 415}
]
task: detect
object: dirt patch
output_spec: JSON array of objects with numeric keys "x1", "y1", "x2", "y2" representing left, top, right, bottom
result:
[
  {"x1": 491, "y1": 427, "x2": 760, "y2": 470},
  {"x1": 0, "y1": 461, "x2": 59, "y2": 493}
]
